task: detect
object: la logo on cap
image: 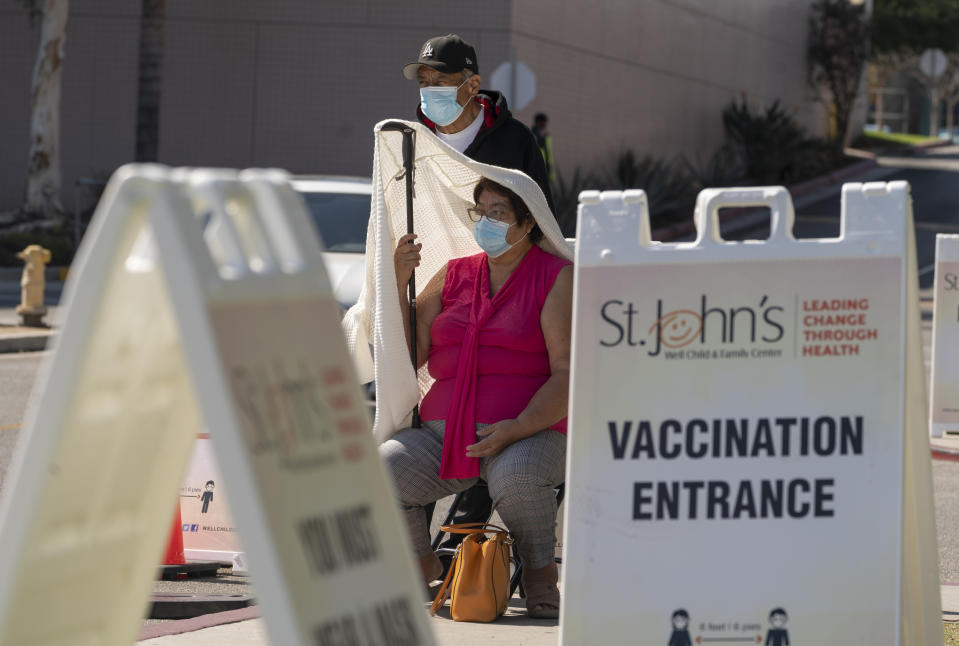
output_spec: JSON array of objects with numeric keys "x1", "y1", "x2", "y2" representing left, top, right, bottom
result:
[{"x1": 423, "y1": 43, "x2": 433, "y2": 58}]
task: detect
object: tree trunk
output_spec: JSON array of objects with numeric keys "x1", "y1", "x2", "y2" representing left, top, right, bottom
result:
[
  {"x1": 876, "y1": 90, "x2": 884, "y2": 130},
  {"x1": 24, "y1": 0, "x2": 69, "y2": 219},
  {"x1": 844, "y1": 66, "x2": 870, "y2": 147},
  {"x1": 134, "y1": 0, "x2": 165, "y2": 163}
]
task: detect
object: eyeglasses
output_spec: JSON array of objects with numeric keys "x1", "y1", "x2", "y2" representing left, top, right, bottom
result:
[{"x1": 467, "y1": 207, "x2": 513, "y2": 223}]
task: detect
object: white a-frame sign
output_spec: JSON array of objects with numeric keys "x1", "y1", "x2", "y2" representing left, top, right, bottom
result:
[
  {"x1": 562, "y1": 182, "x2": 941, "y2": 645},
  {"x1": 0, "y1": 166, "x2": 434, "y2": 646},
  {"x1": 929, "y1": 234, "x2": 959, "y2": 438}
]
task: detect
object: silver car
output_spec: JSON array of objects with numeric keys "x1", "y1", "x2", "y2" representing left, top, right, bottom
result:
[{"x1": 290, "y1": 175, "x2": 371, "y2": 311}]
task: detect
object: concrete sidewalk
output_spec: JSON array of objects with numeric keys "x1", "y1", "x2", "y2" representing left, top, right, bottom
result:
[
  {"x1": 136, "y1": 595, "x2": 560, "y2": 646},
  {"x1": 931, "y1": 433, "x2": 959, "y2": 461},
  {"x1": 0, "y1": 323, "x2": 56, "y2": 353}
]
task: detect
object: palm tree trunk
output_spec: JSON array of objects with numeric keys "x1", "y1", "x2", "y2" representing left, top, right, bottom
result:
[
  {"x1": 24, "y1": 0, "x2": 69, "y2": 219},
  {"x1": 135, "y1": 0, "x2": 165, "y2": 163}
]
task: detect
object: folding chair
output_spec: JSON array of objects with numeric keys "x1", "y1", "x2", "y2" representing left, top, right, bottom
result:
[{"x1": 431, "y1": 483, "x2": 565, "y2": 599}]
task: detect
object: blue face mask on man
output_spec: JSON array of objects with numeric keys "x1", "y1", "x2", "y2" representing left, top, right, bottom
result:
[
  {"x1": 473, "y1": 216, "x2": 529, "y2": 258},
  {"x1": 419, "y1": 78, "x2": 469, "y2": 126}
]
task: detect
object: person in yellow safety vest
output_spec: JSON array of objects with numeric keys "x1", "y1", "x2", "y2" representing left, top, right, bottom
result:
[{"x1": 531, "y1": 113, "x2": 555, "y2": 183}]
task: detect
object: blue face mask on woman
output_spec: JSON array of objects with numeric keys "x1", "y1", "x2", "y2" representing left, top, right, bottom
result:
[
  {"x1": 419, "y1": 78, "x2": 469, "y2": 126},
  {"x1": 473, "y1": 216, "x2": 529, "y2": 258}
]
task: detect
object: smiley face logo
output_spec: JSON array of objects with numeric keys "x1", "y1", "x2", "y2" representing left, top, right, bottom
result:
[{"x1": 649, "y1": 309, "x2": 703, "y2": 348}]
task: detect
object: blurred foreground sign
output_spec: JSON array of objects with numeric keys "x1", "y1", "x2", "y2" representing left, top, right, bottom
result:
[
  {"x1": 930, "y1": 233, "x2": 959, "y2": 438},
  {"x1": 0, "y1": 166, "x2": 433, "y2": 646},
  {"x1": 562, "y1": 183, "x2": 941, "y2": 645}
]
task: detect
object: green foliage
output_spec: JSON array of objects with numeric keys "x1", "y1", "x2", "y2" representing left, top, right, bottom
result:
[
  {"x1": 552, "y1": 150, "x2": 743, "y2": 234},
  {"x1": 551, "y1": 98, "x2": 861, "y2": 234},
  {"x1": 551, "y1": 153, "x2": 704, "y2": 234},
  {"x1": 807, "y1": 0, "x2": 870, "y2": 147},
  {"x1": 873, "y1": 0, "x2": 959, "y2": 54},
  {"x1": 551, "y1": 166, "x2": 599, "y2": 236},
  {"x1": 854, "y1": 130, "x2": 940, "y2": 148},
  {"x1": 721, "y1": 98, "x2": 831, "y2": 185},
  {"x1": 680, "y1": 146, "x2": 744, "y2": 193},
  {"x1": 602, "y1": 151, "x2": 696, "y2": 224}
]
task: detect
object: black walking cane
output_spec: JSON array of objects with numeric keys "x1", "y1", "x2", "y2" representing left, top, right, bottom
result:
[{"x1": 380, "y1": 122, "x2": 421, "y2": 427}]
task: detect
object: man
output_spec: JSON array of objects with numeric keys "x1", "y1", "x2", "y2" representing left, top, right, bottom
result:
[
  {"x1": 402, "y1": 34, "x2": 555, "y2": 210},
  {"x1": 401, "y1": 33, "x2": 557, "y2": 574},
  {"x1": 531, "y1": 112, "x2": 555, "y2": 183}
]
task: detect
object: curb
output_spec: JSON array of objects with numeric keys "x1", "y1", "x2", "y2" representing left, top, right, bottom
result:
[
  {"x1": 914, "y1": 138, "x2": 954, "y2": 150},
  {"x1": 137, "y1": 605, "x2": 260, "y2": 641},
  {"x1": 148, "y1": 593, "x2": 255, "y2": 620},
  {"x1": 158, "y1": 561, "x2": 221, "y2": 581},
  {"x1": 0, "y1": 331, "x2": 55, "y2": 353}
]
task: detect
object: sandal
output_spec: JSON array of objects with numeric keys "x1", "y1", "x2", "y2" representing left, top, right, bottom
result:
[{"x1": 522, "y1": 562, "x2": 560, "y2": 619}]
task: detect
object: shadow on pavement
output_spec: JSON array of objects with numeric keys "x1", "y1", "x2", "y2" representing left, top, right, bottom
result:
[{"x1": 429, "y1": 596, "x2": 558, "y2": 628}]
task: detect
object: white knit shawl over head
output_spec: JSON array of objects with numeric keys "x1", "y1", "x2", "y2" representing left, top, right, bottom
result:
[{"x1": 342, "y1": 119, "x2": 573, "y2": 444}]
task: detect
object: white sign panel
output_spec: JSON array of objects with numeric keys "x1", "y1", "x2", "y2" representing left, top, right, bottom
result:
[
  {"x1": 0, "y1": 166, "x2": 434, "y2": 646},
  {"x1": 562, "y1": 184, "x2": 927, "y2": 644},
  {"x1": 930, "y1": 234, "x2": 959, "y2": 437}
]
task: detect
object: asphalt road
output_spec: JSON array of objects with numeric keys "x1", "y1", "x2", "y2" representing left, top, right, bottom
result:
[{"x1": 0, "y1": 351, "x2": 45, "y2": 499}]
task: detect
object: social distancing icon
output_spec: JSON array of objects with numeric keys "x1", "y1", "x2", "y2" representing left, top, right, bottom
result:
[
  {"x1": 561, "y1": 183, "x2": 941, "y2": 645},
  {"x1": 0, "y1": 166, "x2": 434, "y2": 646}
]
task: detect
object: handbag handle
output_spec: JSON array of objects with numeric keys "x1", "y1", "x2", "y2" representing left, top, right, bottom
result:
[
  {"x1": 430, "y1": 549, "x2": 457, "y2": 616},
  {"x1": 439, "y1": 522, "x2": 510, "y2": 536}
]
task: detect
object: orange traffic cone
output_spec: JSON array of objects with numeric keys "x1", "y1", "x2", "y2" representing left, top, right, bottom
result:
[{"x1": 163, "y1": 503, "x2": 187, "y2": 566}]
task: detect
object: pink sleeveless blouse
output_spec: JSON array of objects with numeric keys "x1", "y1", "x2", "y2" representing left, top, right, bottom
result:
[{"x1": 419, "y1": 244, "x2": 571, "y2": 479}]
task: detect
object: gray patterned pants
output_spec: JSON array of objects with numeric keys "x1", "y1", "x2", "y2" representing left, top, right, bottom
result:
[{"x1": 379, "y1": 420, "x2": 567, "y2": 570}]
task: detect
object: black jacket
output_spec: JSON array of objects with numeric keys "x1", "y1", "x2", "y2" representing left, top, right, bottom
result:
[{"x1": 417, "y1": 90, "x2": 555, "y2": 212}]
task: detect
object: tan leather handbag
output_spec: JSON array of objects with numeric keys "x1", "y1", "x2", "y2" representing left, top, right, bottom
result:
[{"x1": 429, "y1": 523, "x2": 513, "y2": 622}]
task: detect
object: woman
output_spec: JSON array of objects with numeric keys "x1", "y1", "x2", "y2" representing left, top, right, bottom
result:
[{"x1": 380, "y1": 177, "x2": 573, "y2": 619}]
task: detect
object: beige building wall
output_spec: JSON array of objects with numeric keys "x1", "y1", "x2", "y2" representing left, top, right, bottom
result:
[
  {"x1": 0, "y1": 0, "x2": 822, "y2": 215},
  {"x1": 508, "y1": 0, "x2": 823, "y2": 181},
  {"x1": 1, "y1": 1, "x2": 141, "y2": 215}
]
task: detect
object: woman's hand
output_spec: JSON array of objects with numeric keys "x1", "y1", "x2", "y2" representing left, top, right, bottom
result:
[
  {"x1": 394, "y1": 233, "x2": 422, "y2": 288},
  {"x1": 465, "y1": 419, "x2": 525, "y2": 458}
]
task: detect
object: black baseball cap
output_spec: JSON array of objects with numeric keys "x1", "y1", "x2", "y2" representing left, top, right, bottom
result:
[{"x1": 402, "y1": 34, "x2": 479, "y2": 80}]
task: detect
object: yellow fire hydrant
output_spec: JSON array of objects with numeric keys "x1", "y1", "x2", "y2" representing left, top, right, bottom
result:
[{"x1": 16, "y1": 245, "x2": 52, "y2": 327}]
